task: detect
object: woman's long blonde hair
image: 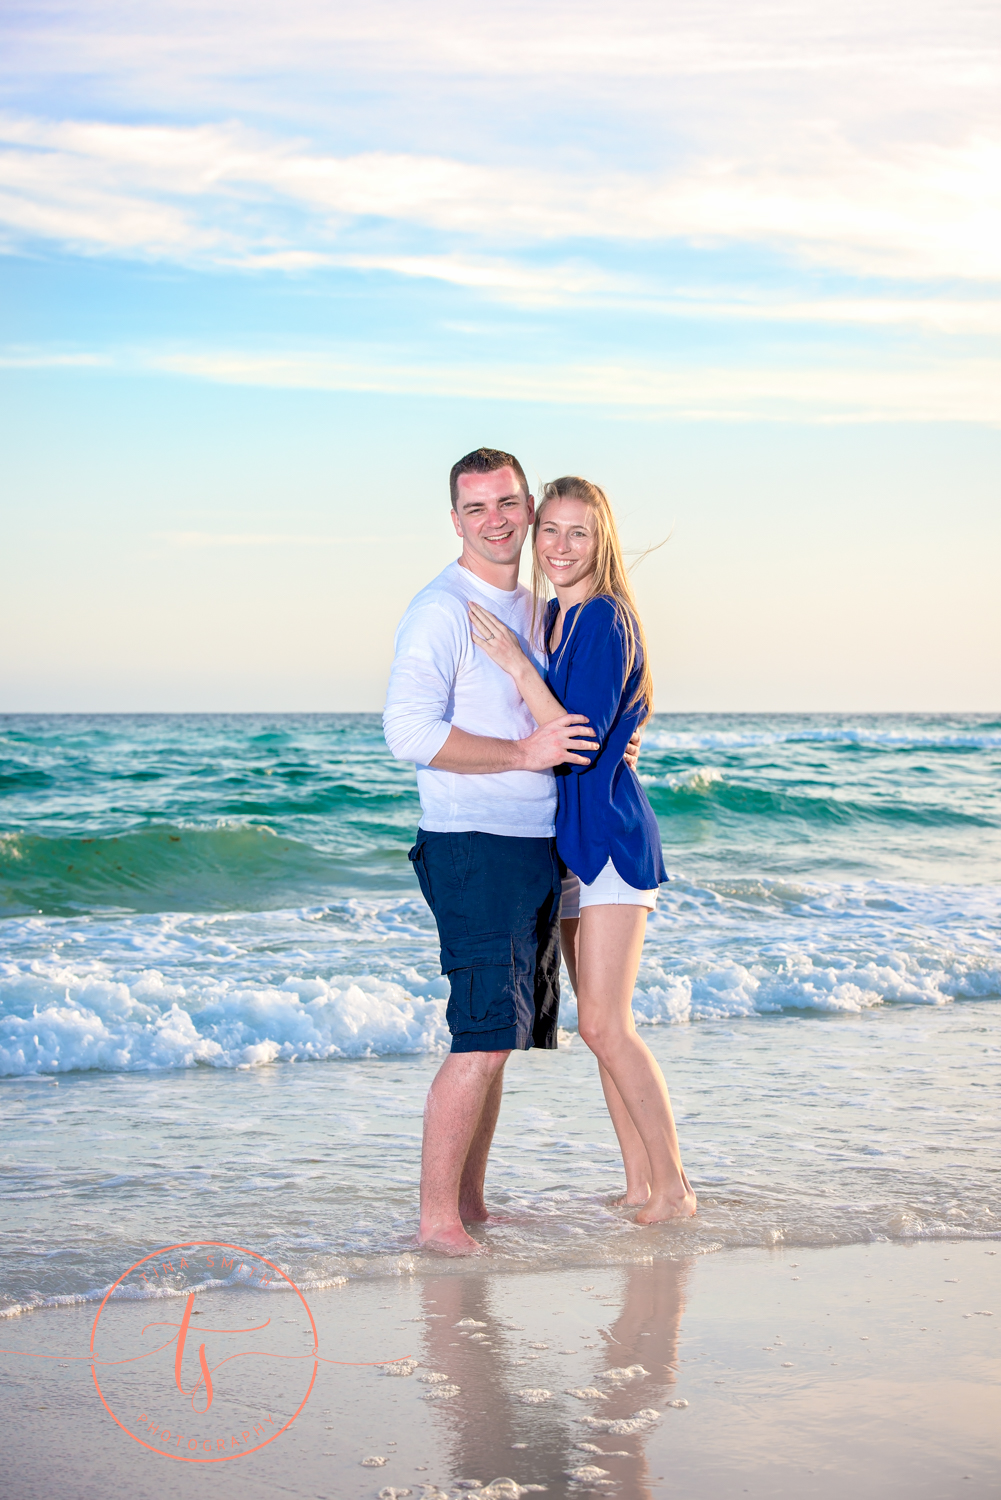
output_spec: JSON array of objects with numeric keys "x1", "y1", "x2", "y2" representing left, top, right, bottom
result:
[{"x1": 531, "y1": 475, "x2": 654, "y2": 721}]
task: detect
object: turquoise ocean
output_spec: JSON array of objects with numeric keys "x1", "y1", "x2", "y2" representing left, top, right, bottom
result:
[{"x1": 1, "y1": 712, "x2": 999, "y2": 1316}]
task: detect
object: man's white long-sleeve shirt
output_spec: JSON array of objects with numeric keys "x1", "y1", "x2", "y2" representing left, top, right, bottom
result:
[{"x1": 383, "y1": 561, "x2": 557, "y2": 837}]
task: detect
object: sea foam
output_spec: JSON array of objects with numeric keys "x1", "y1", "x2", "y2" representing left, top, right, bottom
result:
[
  {"x1": 1, "y1": 879, "x2": 998, "y2": 1074},
  {"x1": 0, "y1": 965, "x2": 451, "y2": 1075},
  {"x1": 641, "y1": 726, "x2": 1001, "y2": 752}
]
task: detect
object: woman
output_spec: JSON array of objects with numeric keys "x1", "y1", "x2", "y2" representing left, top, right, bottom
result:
[{"x1": 468, "y1": 476, "x2": 696, "y2": 1223}]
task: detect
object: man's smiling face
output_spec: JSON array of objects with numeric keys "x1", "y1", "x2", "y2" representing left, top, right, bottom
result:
[{"x1": 451, "y1": 465, "x2": 535, "y2": 582}]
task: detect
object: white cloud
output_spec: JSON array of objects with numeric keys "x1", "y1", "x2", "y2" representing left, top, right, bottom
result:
[
  {"x1": 2, "y1": 4, "x2": 999, "y2": 288},
  {"x1": 615, "y1": 294, "x2": 1001, "y2": 334},
  {"x1": 0, "y1": 349, "x2": 108, "y2": 367},
  {"x1": 5, "y1": 339, "x2": 997, "y2": 422},
  {"x1": 329, "y1": 255, "x2": 620, "y2": 302},
  {"x1": 2, "y1": 112, "x2": 999, "y2": 283},
  {"x1": 5, "y1": 336, "x2": 996, "y2": 417},
  {"x1": 265, "y1": 254, "x2": 1001, "y2": 329},
  {"x1": 146, "y1": 348, "x2": 1001, "y2": 423},
  {"x1": 8, "y1": 1, "x2": 999, "y2": 97},
  {"x1": 156, "y1": 531, "x2": 388, "y2": 546}
]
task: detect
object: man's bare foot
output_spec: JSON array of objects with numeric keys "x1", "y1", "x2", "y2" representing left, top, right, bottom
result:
[
  {"x1": 459, "y1": 1203, "x2": 516, "y2": 1225},
  {"x1": 418, "y1": 1222, "x2": 485, "y2": 1256},
  {"x1": 634, "y1": 1185, "x2": 697, "y2": 1224}
]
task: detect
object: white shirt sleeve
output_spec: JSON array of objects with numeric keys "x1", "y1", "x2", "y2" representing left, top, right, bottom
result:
[{"x1": 383, "y1": 599, "x2": 464, "y2": 766}]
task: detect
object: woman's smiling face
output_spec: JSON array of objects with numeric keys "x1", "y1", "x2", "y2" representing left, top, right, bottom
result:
[{"x1": 536, "y1": 497, "x2": 595, "y2": 592}]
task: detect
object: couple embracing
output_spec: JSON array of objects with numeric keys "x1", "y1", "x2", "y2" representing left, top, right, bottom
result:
[{"x1": 384, "y1": 447, "x2": 695, "y2": 1254}]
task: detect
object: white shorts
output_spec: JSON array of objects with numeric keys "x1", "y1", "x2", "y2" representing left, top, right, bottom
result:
[{"x1": 560, "y1": 857, "x2": 659, "y2": 920}]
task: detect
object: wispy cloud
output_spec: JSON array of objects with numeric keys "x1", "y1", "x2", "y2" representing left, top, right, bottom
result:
[
  {"x1": 3, "y1": 2, "x2": 996, "y2": 713},
  {"x1": 142, "y1": 348, "x2": 1001, "y2": 423},
  {"x1": 0, "y1": 349, "x2": 109, "y2": 367},
  {"x1": 635, "y1": 295, "x2": 1001, "y2": 334},
  {"x1": 8, "y1": 1, "x2": 999, "y2": 97},
  {"x1": 2, "y1": 1, "x2": 998, "y2": 435},
  {"x1": 329, "y1": 255, "x2": 622, "y2": 303},
  {"x1": 156, "y1": 531, "x2": 392, "y2": 547},
  {"x1": 3, "y1": 340, "x2": 996, "y2": 421},
  {"x1": 1, "y1": 112, "x2": 999, "y2": 283},
  {"x1": 333, "y1": 256, "x2": 1001, "y2": 330}
]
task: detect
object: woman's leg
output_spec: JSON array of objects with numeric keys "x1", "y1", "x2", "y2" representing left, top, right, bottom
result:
[
  {"x1": 562, "y1": 917, "x2": 653, "y2": 1205},
  {"x1": 574, "y1": 904, "x2": 696, "y2": 1223},
  {"x1": 597, "y1": 1063, "x2": 653, "y2": 1206}
]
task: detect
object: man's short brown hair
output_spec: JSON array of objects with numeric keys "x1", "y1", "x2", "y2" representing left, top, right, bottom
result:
[{"x1": 449, "y1": 447, "x2": 530, "y2": 510}]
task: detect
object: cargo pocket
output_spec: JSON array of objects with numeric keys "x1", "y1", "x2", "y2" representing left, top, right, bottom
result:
[{"x1": 441, "y1": 933, "x2": 515, "y2": 1034}]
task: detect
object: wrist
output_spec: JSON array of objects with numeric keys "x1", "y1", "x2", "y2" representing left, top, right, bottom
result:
[
  {"x1": 510, "y1": 658, "x2": 536, "y2": 693},
  {"x1": 508, "y1": 734, "x2": 530, "y2": 771}
]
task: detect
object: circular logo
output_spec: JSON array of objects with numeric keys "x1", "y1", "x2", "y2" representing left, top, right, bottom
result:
[{"x1": 90, "y1": 1241, "x2": 317, "y2": 1464}]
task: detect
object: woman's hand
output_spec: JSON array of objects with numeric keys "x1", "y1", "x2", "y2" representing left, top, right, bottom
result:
[
  {"x1": 468, "y1": 598, "x2": 584, "y2": 736},
  {"x1": 468, "y1": 601, "x2": 531, "y2": 681},
  {"x1": 471, "y1": 595, "x2": 640, "y2": 764}
]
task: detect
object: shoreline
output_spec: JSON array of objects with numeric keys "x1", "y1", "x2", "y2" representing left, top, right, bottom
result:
[
  {"x1": 2, "y1": 1239, "x2": 997, "y2": 1499},
  {"x1": 3, "y1": 1222, "x2": 1001, "y2": 1323},
  {"x1": 4, "y1": 1000, "x2": 999, "y2": 1320}
]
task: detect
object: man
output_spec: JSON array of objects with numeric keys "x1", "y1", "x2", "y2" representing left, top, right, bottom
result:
[{"x1": 383, "y1": 446, "x2": 599, "y2": 1254}]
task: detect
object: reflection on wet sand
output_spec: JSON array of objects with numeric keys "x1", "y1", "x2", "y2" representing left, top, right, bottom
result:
[{"x1": 414, "y1": 1258, "x2": 692, "y2": 1495}]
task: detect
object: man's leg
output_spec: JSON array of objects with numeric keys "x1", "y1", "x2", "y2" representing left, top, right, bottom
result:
[
  {"x1": 457, "y1": 1064, "x2": 506, "y2": 1222},
  {"x1": 419, "y1": 1049, "x2": 510, "y2": 1253}
]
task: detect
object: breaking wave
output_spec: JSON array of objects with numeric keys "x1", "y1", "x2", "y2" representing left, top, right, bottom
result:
[{"x1": 2, "y1": 876, "x2": 998, "y2": 1075}]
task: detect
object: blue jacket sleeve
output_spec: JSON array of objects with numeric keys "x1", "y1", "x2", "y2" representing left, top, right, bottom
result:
[{"x1": 557, "y1": 601, "x2": 628, "y2": 775}]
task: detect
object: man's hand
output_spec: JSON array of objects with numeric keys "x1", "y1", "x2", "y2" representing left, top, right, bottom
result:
[
  {"x1": 430, "y1": 716, "x2": 599, "y2": 774},
  {"x1": 518, "y1": 714, "x2": 599, "y2": 771},
  {"x1": 623, "y1": 729, "x2": 642, "y2": 771}
]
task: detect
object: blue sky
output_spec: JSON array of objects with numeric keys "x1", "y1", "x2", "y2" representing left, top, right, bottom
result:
[{"x1": 1, "y1": 0, "x2": 998, "y2": 710}]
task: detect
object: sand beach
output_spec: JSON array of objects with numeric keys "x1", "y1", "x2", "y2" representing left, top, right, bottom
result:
[{"x1": 2, "y1": 1240, "x2": 998, "y2": 1499}]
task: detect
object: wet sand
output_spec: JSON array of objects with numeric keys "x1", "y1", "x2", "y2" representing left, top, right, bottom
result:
[{"x1": 2, "y1": 1240, "x2": 998, "y2": 1500}]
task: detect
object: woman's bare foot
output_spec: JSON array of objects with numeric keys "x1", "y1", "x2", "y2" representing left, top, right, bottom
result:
[
  {"x1": 418, "y1": 1222, "x2": 485, "y2": 1255},
  {"x1": 634, "y1": 1184, "x2": 697, "y2": 1224},
  {"x1": 609, "y1": 1186, "x2": 650, "y2": 1208}
]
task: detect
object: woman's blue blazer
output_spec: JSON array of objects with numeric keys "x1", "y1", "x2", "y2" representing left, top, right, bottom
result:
[{"x1": 545, "y1": 595, "x2": 667, "y2": 890}]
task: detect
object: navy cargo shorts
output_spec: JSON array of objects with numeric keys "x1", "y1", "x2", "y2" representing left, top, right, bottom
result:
[{"x1": 408, "y1": 830, "x2": 562, "y2": 1053}]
